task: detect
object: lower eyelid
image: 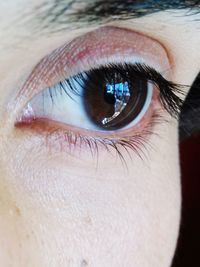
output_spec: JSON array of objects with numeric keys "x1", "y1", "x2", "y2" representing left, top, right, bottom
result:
[
  {"x1": 15, "y1": 85, "x2": 158, "y2": 139},
  {"x1": 14, "y1": 110, "x2": 164, "y2": 164}
]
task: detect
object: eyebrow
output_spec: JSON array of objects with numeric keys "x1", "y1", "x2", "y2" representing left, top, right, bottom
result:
[{"x1": 33, "y1": 0, "x2": 200, "y2": 33}]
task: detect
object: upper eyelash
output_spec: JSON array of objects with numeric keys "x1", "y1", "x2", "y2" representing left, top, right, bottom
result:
[
  {"x1": 52, "y1": 62, "x2": 185, "y2": 119},
  {"x1": 132, "y1": 63, "x2": 185, "y2": 118}
]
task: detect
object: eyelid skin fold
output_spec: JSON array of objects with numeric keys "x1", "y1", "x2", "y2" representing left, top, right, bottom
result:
[{"x1": 12, "y1": 26, "x2": 171, "y2": 117}]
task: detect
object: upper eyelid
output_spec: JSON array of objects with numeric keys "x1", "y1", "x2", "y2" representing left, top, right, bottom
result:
[
  {"x1": 8, "y1": 25, "x2": 172, "y2": 124},
  {"x1": 17, "y1": 26, "x2": 171, "y2": 95}
]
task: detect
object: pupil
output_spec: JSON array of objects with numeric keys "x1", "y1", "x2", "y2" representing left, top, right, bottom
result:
[
  {"x1": 104, "y1": 91, "x2": 116, "y2": 105},
  {"x1": 83, "y1": 67, "x2": 148, "y2": 130}
]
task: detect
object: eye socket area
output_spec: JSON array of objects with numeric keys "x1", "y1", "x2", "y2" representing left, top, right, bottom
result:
[{"x1": 14, "y1": 25, "x2": 182, "y2": 154}]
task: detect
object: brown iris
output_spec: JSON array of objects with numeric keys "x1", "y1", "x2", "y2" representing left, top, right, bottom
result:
[{"x1": 83, "y1": 66, "x2": 149, "y2": 130}]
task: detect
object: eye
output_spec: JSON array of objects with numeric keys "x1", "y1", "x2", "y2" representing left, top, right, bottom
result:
[
  {"x1": 19, "y1": 63, "x2": 154, "y2": 133},
  {"x1": 15, "y1": 26, "x2": 183, "y2": 157},
  {"x1": 82, "y1": 64, "x2": 153, "y2": 130}
]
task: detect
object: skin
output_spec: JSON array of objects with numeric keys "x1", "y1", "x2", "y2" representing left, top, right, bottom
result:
[{"x1": 0, "y1": 1, "x2": 200, "y2": 266}]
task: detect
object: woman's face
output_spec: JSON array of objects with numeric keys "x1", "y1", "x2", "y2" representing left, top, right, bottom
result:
[{"x1": 0, "y1": 1, "x2": 199, "y2": 266}]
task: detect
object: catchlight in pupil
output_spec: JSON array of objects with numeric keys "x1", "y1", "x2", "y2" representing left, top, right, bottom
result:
[
  {"x1": 102, "y1": 82, "x2": 130, "y2": 125},
  {"x1": 83, "y1": 65, "x2": 151, "y2": 131}
]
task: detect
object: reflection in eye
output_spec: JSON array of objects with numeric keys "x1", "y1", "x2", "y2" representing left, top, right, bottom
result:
[
  {"x1": 83, "y1": 64, "x2": 153, "y2": 131},
  {"x1": 102, "y1": 81, "x2": 131, "y2": 126}
]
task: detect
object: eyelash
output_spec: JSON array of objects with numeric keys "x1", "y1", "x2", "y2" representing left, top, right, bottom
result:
[
  {"x1": 34, "y1": 62, "x2": 185, "y2": 163},
  {"x1": 53, "y1": 63, "x2": 184, "y2": 119}
]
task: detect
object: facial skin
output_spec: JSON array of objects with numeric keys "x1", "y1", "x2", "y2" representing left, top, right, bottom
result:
[{"x1": 0, "y1": 1, "x2": 200, "y2": 267}]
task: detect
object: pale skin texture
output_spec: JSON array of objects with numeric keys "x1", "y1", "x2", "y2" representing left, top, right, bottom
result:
[{"x1": 0, "y1": 1, "x2": 200, "y2": 267}]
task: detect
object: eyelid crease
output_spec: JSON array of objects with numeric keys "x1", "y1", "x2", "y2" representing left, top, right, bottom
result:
[{"x1": 14, "y1": 26, "x2": 171, "y2": 106}]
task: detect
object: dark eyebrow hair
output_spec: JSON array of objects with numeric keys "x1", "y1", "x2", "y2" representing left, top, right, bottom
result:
[{"x1": 34, "y1": 0, "x2": 200, "y2": 33}]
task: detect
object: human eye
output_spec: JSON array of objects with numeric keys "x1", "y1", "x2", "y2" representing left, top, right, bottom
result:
[{"x1": 14, "y1": 26, "x2": 183, "y2": 159}]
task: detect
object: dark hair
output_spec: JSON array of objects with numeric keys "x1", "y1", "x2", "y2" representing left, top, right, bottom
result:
[{"x1": 179, "y1": 72, "x2": 200, "y2": 140}]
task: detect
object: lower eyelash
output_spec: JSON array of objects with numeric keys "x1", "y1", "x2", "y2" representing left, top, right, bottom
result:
[
  {"x1": 42, "y1": 111, "x2": 164, "y2": 167},
  {"x1": 15, "y1": 104, "x2": 169, "y2": 169}
]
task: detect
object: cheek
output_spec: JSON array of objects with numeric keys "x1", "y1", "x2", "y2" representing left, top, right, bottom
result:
[{"x1": 0, "y1": 120, "x2": 181, "y2": 267}]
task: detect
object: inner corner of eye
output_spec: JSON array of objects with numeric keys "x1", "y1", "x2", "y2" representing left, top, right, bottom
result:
[{"x1": 15, "y1": 102, "x2": 35, "y2": 126}]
